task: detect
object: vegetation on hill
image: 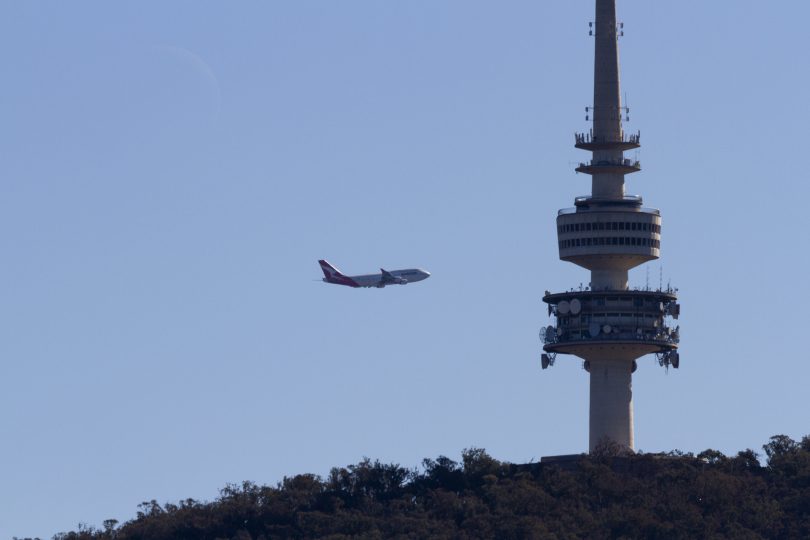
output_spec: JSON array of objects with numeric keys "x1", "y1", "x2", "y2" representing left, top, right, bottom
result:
[{"x1": 23, "y1": 434, "x2": 810, "y2": 540}]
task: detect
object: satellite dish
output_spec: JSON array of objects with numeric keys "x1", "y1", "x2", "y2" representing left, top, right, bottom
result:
[
  {"x1": 541, "y1": 354, "x2": 550, "y2": 370},
  {"x1": 558, "y1": 301, "x2": 570, "y2": 315},
  {"x1": 545, "y1": 326, "x2": 555, "y2": 341},
  {"x1": 636, "y1": 328, "x2": 642, "y2": 335},
  {"x1": 570, "y1": 298, "x2": 582, "y2": 315},
  {"x1": 556, "y1": 326, "x2": 563, "y2": 336},
  {"x1": 589, "y1": 322, "x2": 601, "y2": 337},
  {"x1": 603, "y1": 324, "x2": 612, "y2": 334}
]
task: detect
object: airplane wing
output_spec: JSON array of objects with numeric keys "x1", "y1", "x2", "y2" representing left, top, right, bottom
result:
[{"x1": 380, "y1": 268, "x2": 406, "y2": 286}]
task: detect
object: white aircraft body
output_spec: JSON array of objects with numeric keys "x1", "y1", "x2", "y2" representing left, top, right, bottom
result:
[{"x1": 318, "y1": 260, "x2": 430, "y2": 288}]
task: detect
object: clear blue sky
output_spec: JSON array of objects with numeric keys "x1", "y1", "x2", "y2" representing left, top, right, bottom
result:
[{"x1": 2, "y1": 0, "x2": 809, "y2": 537}]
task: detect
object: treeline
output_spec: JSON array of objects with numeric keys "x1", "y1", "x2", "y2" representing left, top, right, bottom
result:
[{"x1": 30, "y1": 434, "x2": 810, "y2": 539}]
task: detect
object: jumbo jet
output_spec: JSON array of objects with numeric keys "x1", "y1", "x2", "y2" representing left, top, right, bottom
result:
[{"x1": 318, "y1": 260, "x2": 430, "y2": 288}]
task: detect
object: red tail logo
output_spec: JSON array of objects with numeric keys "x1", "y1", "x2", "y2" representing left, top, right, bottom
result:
[{"x1": 318, "y1": 260, "x2": 360, "y2": 287}]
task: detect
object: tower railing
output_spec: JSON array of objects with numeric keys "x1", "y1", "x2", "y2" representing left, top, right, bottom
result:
[
  {"x1": 575, "y1": 131, "x2": 640, "y2": 145},
  {"x1": 557, "y1": 196, "x2": 659, "y2": 215},
  {"x1": 578, "y1": 158, "x2": 641, "y2": 169},
  {"x1": 543, "y1": 330, "x2": 679, "y2": 347}
]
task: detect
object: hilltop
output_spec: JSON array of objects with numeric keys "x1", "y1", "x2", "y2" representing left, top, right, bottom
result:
[{"x1": 28, "y1": 435, "x2": 810, "y2": 540}]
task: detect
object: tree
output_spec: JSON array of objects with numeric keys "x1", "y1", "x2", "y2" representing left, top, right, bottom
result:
[
  {"x1": 764, "y1": 435, "x2": 799, "y2": 463},
  {"x1": 697, "y1": 449, "x2": 728, "y2": 466}
]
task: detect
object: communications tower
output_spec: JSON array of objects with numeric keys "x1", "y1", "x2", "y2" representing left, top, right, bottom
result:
[{"x1": 540, "y1": 0, "x2": 681, "y2": 452}]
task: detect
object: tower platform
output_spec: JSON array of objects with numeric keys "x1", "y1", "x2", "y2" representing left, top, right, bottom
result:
[
  {"x1": 575, "y1": 131, "x2": 640, "y2": 152},
  {"x1": 541, "y1": 289, "x2": 679, "y2": 360}
]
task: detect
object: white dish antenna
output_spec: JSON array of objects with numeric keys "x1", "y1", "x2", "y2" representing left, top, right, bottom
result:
[
  {"x1": 570, "y1": 298, "x2": 582, "y2": 315},
  {"x1": 603, "y1": 324, "x2": 612, "y2": 334},
  {"x1": 558, "y1": 301, "x2": 570, "y2": 315},
  {"x1": 545, "y1": 326, "x2": 555, "y2": 341}
]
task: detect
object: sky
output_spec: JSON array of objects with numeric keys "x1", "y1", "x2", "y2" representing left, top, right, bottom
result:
[{"x1": 2, "y1": 0, "x2": 809, "y2": 537}]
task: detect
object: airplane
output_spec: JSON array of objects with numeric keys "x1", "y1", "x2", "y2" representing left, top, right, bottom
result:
[{"x1": 318, "y1": 260, "x2": 430, "y2": 288}]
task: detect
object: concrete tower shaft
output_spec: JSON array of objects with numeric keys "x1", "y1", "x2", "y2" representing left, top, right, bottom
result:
[
  {"x1": 541, "y1": 0, "x2": 681, "y2": 454},
  {"x1": 592, "y1": 0, "x2": 624, "y2": 201}
]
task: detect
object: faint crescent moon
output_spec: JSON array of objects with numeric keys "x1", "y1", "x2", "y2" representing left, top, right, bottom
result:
[{"x1": 154, "y1": 45, "x2": 222, "y2": 123}]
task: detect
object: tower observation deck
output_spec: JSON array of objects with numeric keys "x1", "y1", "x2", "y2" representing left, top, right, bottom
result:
[{"x1": 540, "y1": 0, "x2": 681, "y2": 453}]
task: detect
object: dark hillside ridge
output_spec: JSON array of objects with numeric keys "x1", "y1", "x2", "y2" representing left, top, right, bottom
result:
[{"x1": 33, "y1": 435, "x2": 810, "y2": 540}]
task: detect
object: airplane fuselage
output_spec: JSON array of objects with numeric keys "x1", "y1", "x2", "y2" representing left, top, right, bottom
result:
[
  {"x1": 318, "y1": 260, "x2": 430, "y2": 288},
  {"x1": 334, "y1": 269, "x2": 430, "y2": 288}
]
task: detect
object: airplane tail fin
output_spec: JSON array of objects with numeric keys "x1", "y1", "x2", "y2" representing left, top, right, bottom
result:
[{"x1": 318, "y1": 260, "x2": 345, "y2": 280}]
